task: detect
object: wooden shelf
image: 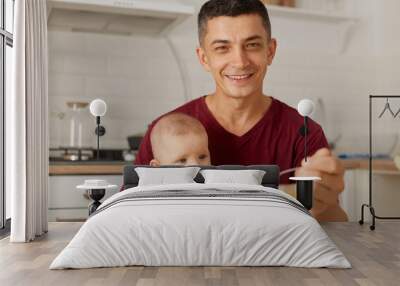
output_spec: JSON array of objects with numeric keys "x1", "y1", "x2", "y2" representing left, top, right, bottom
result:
[{"x1": 47, "y1": 0, "x2": 195, "y2": 35}]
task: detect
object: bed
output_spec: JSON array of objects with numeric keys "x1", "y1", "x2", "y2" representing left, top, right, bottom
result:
[{"x1": 50, "y1": 165, "x2": 350, "y2": 269}]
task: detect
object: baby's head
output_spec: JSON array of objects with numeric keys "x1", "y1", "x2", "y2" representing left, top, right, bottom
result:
[{"x1": 150, "y1": 113, "x2": 211, "y2": 166}]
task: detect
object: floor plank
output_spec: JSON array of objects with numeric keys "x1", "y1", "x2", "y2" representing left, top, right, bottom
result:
[{"x1": 0, "y1": 222, "x2": 399, "y2": 286}]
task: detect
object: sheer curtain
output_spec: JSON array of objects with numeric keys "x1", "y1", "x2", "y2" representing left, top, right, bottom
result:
[{"x1": 8, "y1": 0, "x2": 49, "y2": 242}]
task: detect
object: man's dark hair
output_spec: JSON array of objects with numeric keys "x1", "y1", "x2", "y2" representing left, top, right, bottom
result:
[{"x1": 198, "y1": 0, "x2": 271, "y2": 45}]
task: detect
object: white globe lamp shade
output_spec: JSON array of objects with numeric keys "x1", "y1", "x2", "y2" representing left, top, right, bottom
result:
[
  {"x1": 297, "y1": 99, "x2": 315, "y2": 117},
  {"x1": 90, "y1": 99, "x2": 107, "y2": 117}
]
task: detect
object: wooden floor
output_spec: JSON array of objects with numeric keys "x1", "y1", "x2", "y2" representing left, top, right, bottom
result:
[{"x1": 0, "y1": 222, "x2": 399, "y2": 286}]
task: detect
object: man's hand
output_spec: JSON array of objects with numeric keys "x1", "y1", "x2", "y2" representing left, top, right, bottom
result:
[{"x1": 295, "y1": 148, "x2": 348, "y2": 221}]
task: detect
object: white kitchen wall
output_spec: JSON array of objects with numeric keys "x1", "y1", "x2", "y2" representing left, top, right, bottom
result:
[
  {"x1": 48, "y1": 0, "x2": 400, "y2": 154},
  {"x1": 368, "y1": 0, "x2": 400, "y2": 156},
  {"x1": 48, "y1": 31, "x2": 186, "y2": 148}
]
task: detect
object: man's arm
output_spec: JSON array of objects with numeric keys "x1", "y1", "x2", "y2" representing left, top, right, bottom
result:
[{"x1": 294, "y1": 148, "x2": 348, "y2": 221}]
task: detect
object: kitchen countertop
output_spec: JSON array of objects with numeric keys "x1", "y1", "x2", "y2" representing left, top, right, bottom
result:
[
  {"x1": 341, "y1": 159, "x2": 400, "y2": 174},
  {"x1": 50, "y1": 160, "x2": 128, "y2": 166},
  {"x1": 49, "y1": 159, "x2": 400, "y2": 175},
  {"x1": 49, "y1": 161, "x2": 128, "y2": 175}
]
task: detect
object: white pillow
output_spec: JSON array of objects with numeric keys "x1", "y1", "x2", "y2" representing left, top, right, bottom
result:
[
  {"x1": 135, "y1": 167, "x2": 201, "y2": 186},
  {"x1": 200, "y1": 169, "x2": 266, "y2": 185}
]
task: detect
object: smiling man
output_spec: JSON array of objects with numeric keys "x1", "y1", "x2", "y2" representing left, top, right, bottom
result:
[{"x1": 135, "y1": 0, "x2": 347, "y2": 222}]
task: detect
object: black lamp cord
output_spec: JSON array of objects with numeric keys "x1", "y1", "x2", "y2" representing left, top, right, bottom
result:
[
  {"x1": 96, "y1": 116, "x2": 100, "y2": 161},
  {"x1": 280, "y1": 117, "x2": 309, "y2": 176},
  {"x1": 304, "y1": 116, "x2": 308, "y2": 163}
]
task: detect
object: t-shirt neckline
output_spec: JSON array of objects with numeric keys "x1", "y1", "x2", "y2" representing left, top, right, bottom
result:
[{"x1": 200, "y1": 95, "x2": 277, "y2": 140}]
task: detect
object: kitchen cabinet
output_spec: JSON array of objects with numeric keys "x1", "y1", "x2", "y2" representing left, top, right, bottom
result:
[
  {"x1": 47, "y1": 0, "x2": 195, "y2": 35},
  {"x1": 48, "y1": 175, "x2": 122, "y2": 221}
]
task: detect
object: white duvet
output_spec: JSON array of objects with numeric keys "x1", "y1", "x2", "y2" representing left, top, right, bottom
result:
[{"x1": 50, "y1": 183, "x2": 351, "y2": 269}]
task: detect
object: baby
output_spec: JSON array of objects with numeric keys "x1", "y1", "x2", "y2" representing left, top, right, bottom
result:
[{"x1": 149, "y1": 113, "x2": 211, "y2": 166}]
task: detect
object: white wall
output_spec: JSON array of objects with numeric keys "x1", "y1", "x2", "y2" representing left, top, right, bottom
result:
[
  {"x1": 361, "y1": 0, "x2": 400, "y2": 156},
  {"x1": 48, "y1": 31, "x2": 187, "y2": 148},
  {"x1": 48, "y1": 0, "x2": 400, "y2": 154}
]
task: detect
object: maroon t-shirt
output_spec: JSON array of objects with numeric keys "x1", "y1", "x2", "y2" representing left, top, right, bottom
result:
[{"x1": 135, "y1": 96, "x2": 328, "y2": 184}]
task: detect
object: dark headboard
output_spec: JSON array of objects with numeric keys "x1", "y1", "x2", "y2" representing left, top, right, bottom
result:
[{"x1": 122, "y1": 165, "x2": 280, "y2": 190}]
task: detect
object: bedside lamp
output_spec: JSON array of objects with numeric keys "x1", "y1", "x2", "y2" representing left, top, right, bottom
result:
[
  {"x1": 290, "y1": 99, "x2": 321, "y2": 210},
  {"x1": 297, "y1": 99, "x2": 315, "y2": 162},
  {"x1": 77, "y1": 99, "x2": 115, "y2": 215},
  {"x1": 89, "y1": 99, "x2": 107, "y2": 160},
  {"x1": 77, "y1": 180, "x2": 117, "y2": 215}
]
